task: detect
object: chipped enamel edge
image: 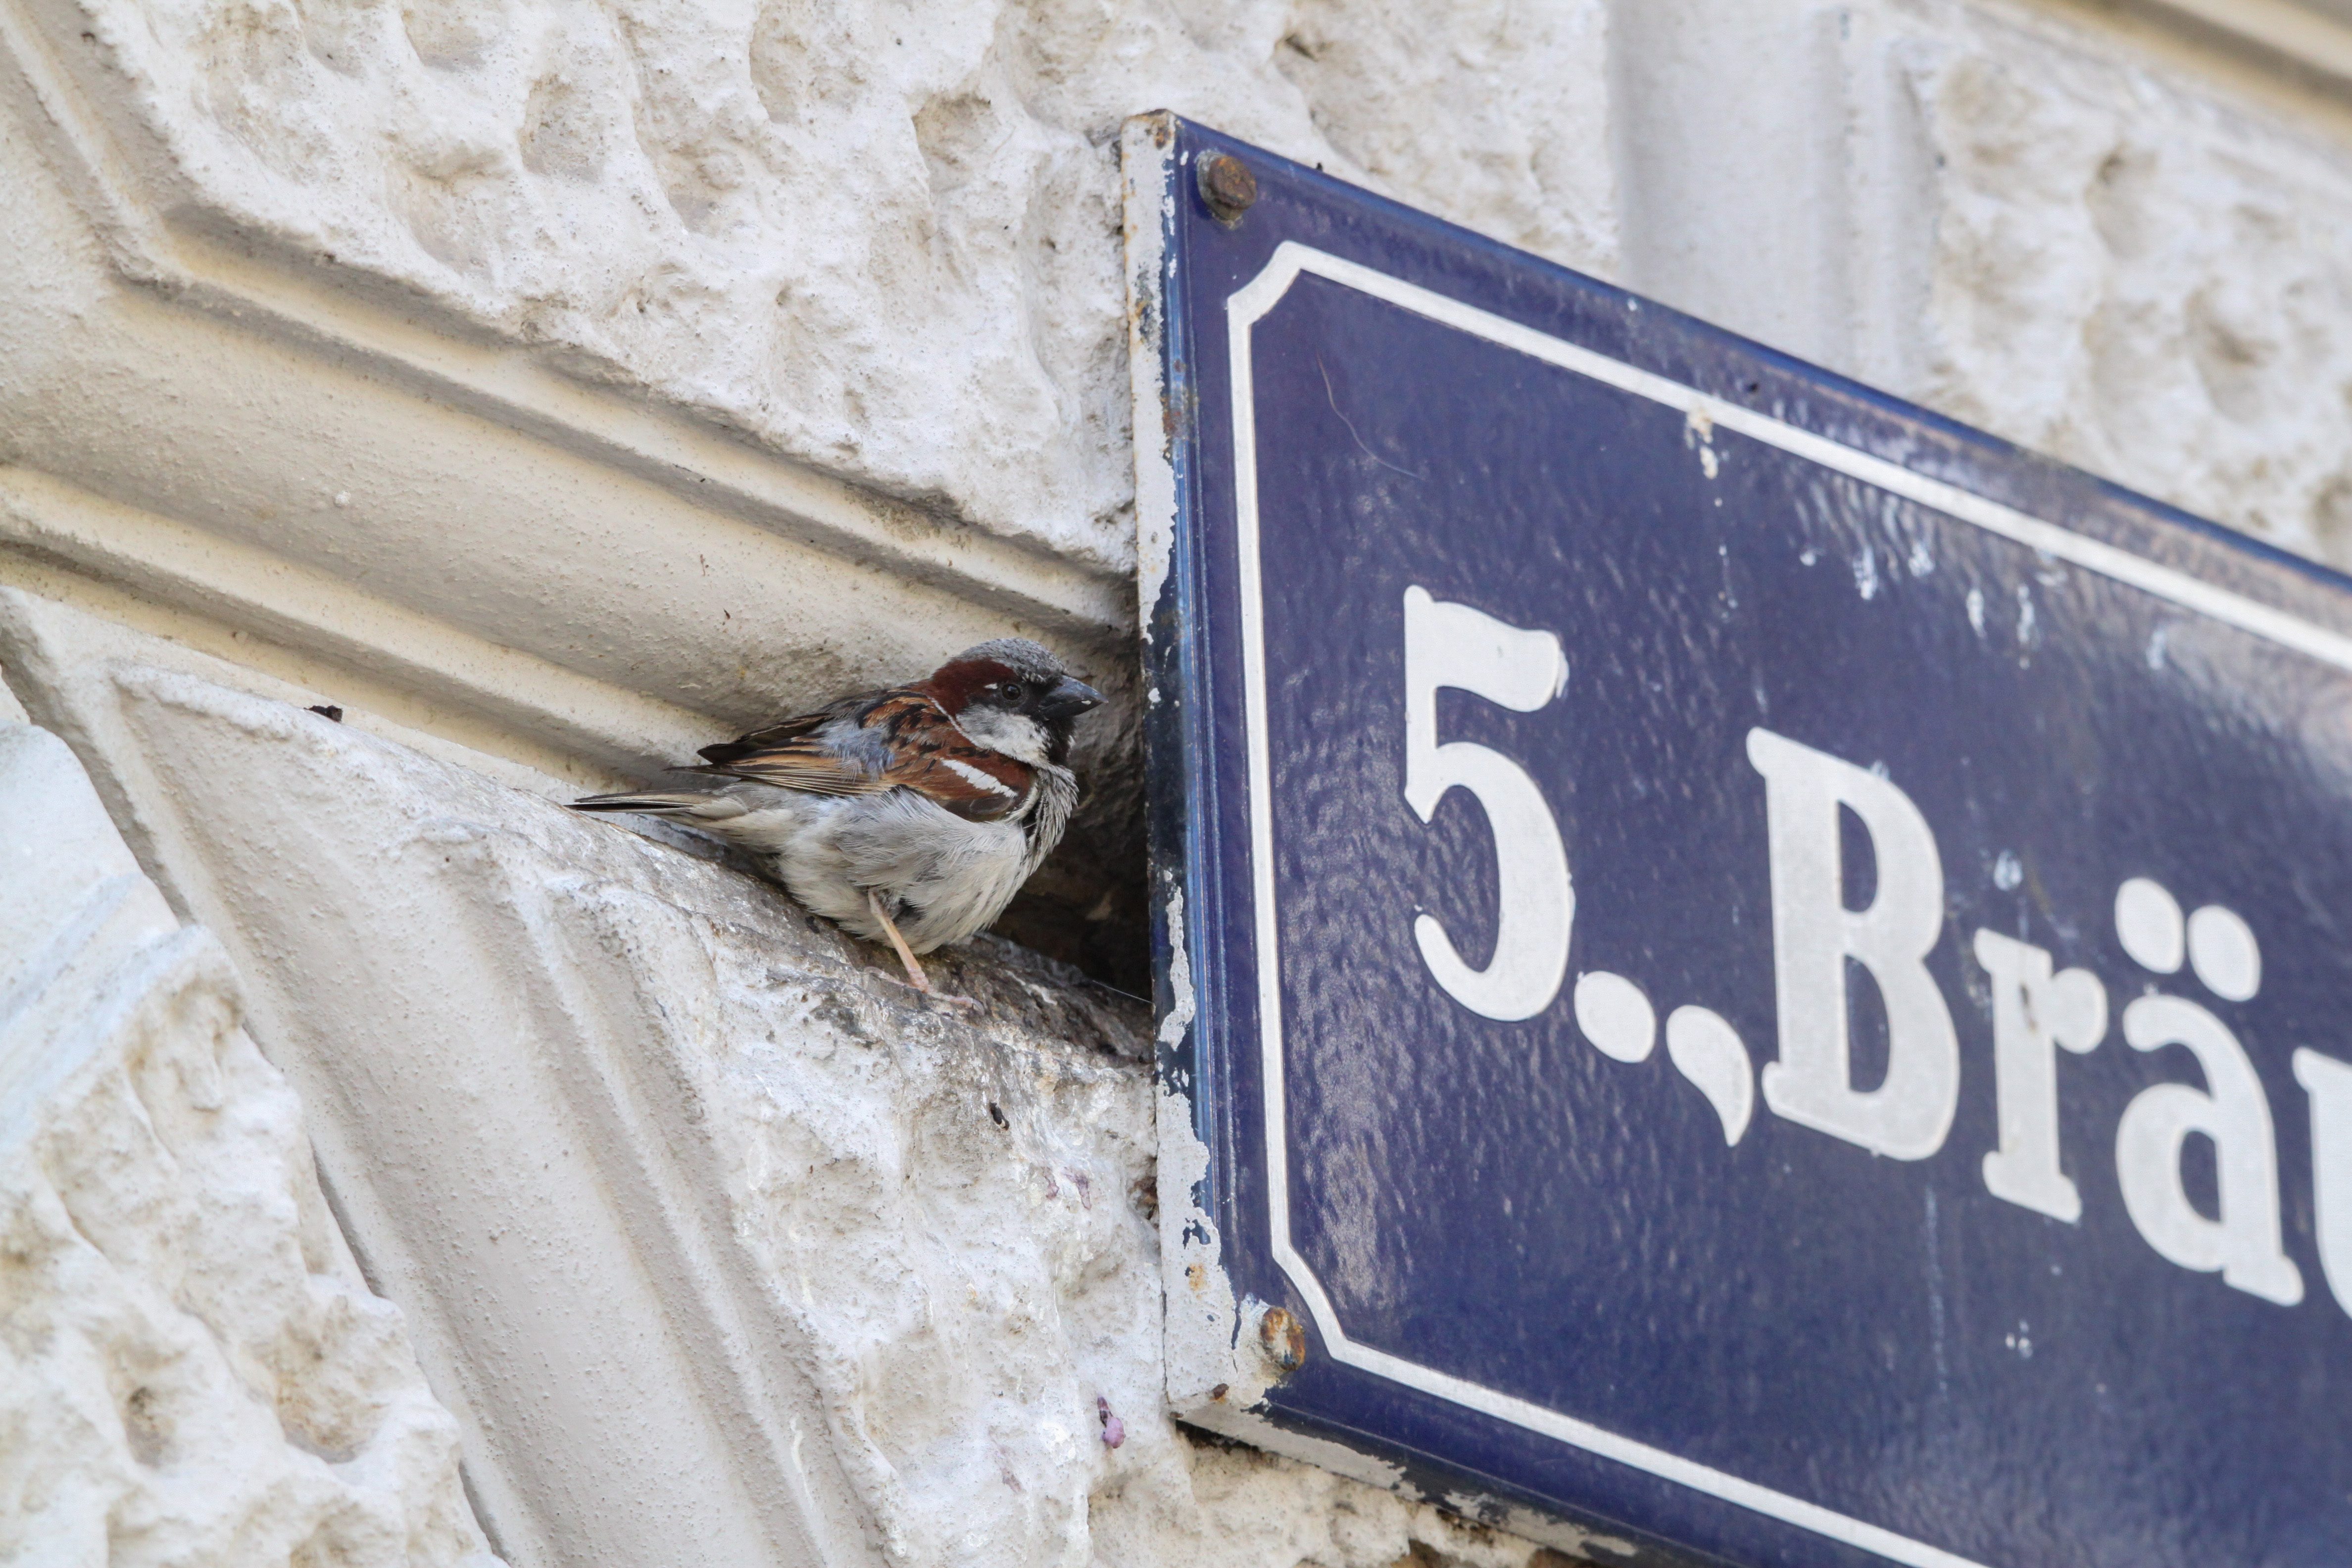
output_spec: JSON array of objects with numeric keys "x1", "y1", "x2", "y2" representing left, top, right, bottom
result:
[{"x1": 1123, "y1": 113, "x2": 1248, "y2": 1417}]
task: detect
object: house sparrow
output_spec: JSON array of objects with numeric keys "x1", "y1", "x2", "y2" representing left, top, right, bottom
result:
[{"x1": 571, "y1": 638, "x2": 1103, "y2": 1002}]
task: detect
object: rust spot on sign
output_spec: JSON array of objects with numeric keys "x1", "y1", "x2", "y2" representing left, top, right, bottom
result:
[{"x1": 1259, "y1": 1305, "x2": 1307, "y2": 1373}]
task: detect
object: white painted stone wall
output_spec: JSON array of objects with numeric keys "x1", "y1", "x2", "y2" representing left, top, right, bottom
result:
[
  {"x1": 0, "y1": 705, "x2": 495, "y2": 1568},
  {"x1": 40, "y1": 0, "x2": 2352, "y2": 568},
  {"x1": 11, "y1": 0, "x2": 2352, "y2": 1564}
]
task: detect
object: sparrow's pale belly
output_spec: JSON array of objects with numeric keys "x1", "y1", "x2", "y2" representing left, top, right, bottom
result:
[{"x1": 711, "y1": 787, "x2": 1031, "y2": 953}]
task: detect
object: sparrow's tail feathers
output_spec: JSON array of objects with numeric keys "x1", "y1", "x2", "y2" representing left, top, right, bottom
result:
[{"x1": 569, "y1": 791, "x2": 750, "y2": 822}]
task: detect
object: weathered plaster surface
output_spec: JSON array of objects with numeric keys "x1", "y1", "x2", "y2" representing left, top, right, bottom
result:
[
  {"x1": 35, "y1": 0, "x2": 2352, "y2": 569},
  {"x1": 0, "y1": 719, "x2": 494, "y2": 1567},
  {"x1": 39, "y1": 0, "x2": 1615, "y2": 572},
  {"x1": 0, "y1": 588, "x2": 1578, "y2": 1567},
  {"x1": 1898, "y1": 0, "x2": 2352, "y2": 562},
  {"x1": 1608, "y1": 0, "x2": 2352, "y2": 567}
]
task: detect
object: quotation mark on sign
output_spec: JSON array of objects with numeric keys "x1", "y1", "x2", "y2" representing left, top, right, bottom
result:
[{"x1": 1569, "y1": 974, "x2": 1755, "y2": 1146}]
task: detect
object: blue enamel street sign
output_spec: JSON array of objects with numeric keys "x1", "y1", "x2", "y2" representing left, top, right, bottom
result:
[{"x1": 1127, "y1": 114, "x2": 2352, "y2": 1568}]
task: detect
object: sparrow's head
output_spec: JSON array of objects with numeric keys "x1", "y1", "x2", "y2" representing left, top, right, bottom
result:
[{"x1": 925, "y1": 637, "x2": 1104, "y2": 764}]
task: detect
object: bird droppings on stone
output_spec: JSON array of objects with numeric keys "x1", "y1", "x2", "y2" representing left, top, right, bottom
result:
[{"x1": 1098, "y1": 1395, "x2": 1126, "y2": 1449}]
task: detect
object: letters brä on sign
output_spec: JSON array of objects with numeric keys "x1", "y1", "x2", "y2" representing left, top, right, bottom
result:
[
  {"x1": 1408, "y1": 586, "x2": 2331, "y2": 1311},
  {"x1": 1135, "y1": 116, "x2": 2352, "y2": 1568}
]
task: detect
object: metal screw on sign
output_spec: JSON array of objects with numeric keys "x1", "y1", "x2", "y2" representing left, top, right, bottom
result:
[
  {"x1": 1257, "y1": 1305, "x2": 1307, "y2": 1373},
  {"x1": 1197, "y1": 153, "x2": 1257, "y2": 225}
]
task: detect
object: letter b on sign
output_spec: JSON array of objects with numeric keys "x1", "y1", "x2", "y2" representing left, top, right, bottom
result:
[{"x1": 1748, "y1": 729, "x2": 1960, "y2": 1160}]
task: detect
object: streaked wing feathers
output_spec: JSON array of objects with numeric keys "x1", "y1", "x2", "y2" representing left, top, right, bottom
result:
[
  {"x1": 695, "y1": 705, "x2": 841, "y2": 765},
  {"x1": 679, "y1": 747, "x2": 890, "y2": 796},
  {"x1": 691, "y1": 688, "x2": 1034, "y2": 820}
]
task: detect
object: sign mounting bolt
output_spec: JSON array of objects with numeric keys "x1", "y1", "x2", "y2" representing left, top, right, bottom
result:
[
  {"x1": 1197, "y1": 153, "x2": 1258, "y2": 225},
  {"x1": 1257, "y1": 1305, "x2": 1307, "y2": 1373}
]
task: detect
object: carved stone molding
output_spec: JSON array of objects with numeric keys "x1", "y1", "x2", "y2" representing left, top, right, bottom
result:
[
  {"x1": 0, "y1": 717, "x2": 495, "y2": 1567},
  {"x1": 0, "y1": 5, "x2": 1146, "y2": 974}
]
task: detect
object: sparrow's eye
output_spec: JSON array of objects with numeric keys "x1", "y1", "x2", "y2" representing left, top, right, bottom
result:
[{"x1": 998, "y1": 680, "x2": 1025, "y2": 704}]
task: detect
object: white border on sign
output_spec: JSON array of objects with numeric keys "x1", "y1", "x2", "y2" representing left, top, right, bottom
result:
[{"x1": 1225, "y1": 241, "x2": 2352, "y2": 1568}]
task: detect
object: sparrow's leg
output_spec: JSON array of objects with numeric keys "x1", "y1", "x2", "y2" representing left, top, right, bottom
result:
[{"x1": 867, "y1": 889, "x2": 980, "y2": 1011}]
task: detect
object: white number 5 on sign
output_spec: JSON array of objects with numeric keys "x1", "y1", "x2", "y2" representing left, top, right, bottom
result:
[{"x1": 1401, "y1": 586, "x2": 1572, "y2": 1021}]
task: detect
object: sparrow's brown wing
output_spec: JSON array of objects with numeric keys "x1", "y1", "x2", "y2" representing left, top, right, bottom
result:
[
  {"x1": 873, "y1": 717, "x2": 1035, "y2": 823},
  {"x1": 695, "y1": 701, "x2": 850, "y2": 766},
  {"x1": 684, "y1": 743, "x2": 891, "y2": 797},
  {"x1": 687, "y1": 692, "x2": 889, "y2": 794},
  {"x1": 689, "y1": 690, "x2": 1035, "y2": 821}
]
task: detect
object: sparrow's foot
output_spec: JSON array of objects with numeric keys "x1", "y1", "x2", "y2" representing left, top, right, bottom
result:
[{"x1": 867, "y1": 889, "x2": 981, "y2": 1012}]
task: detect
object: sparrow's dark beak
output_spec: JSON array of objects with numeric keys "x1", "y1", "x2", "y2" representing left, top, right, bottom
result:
[{"x1": 1037, "y1": 675, "x2": 1105, "y2": 721}]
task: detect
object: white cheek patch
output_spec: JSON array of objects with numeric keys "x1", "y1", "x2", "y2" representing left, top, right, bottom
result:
[
  {"x1": 942, "y1": 757, "x2": 1018, "y2": 796},
  {"x1": 954, "y1": 708, "x2": 1050, "y2": 764}
]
